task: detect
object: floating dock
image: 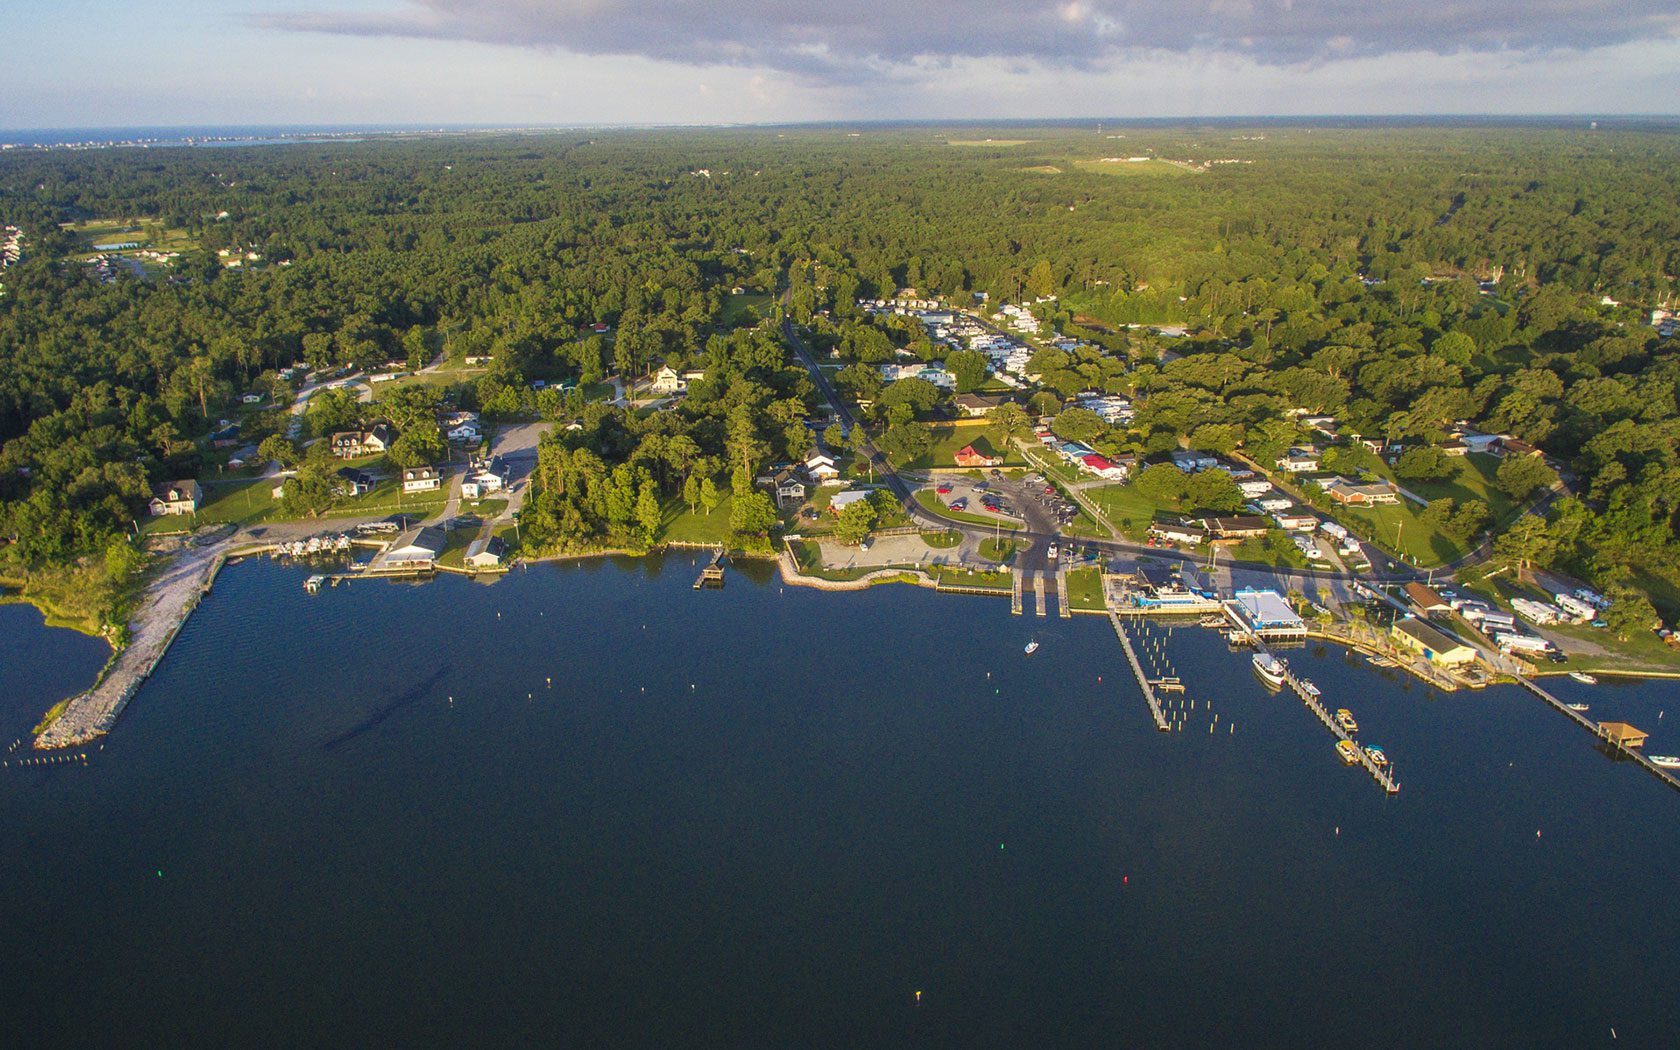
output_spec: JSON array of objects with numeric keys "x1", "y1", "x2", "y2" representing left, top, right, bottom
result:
[{"x1": 1109, "y1": 612, "x2": 1170, "y2": 731}]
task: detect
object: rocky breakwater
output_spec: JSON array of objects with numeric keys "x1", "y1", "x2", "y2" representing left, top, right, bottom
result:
[{"x1": 34, "y1": 529, "x2": 232, "y2": 749}]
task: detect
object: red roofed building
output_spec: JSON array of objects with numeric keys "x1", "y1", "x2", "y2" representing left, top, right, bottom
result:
[
  {"x1": 953, "y1": 443, "x2": 1003, "y2": 468},
  {"x1": 1080, "y1": 453, "x2": 1128, "y2": 481}
]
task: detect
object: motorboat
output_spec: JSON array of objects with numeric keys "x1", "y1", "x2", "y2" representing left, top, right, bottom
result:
[
  {"x1": 1568, "y1": 671, "x2": 1599, "y2": 685},
  {"x1": 1024, "y1": 640, "x2": 1040, "y2": 655},
  {"x1": 1365, "y1": 745, "x2": 1388, "y2": 767},
  {"x1": 1565, "y1": 703, "x2": 1589, "y2": 713},
  {"x1": 1336, "y1": 739, "x2": 1361, "y2": 765},
  {"x1": 1335, "y1": 708, "x2": 1359, "y2": 734},
  {"x1": 1299, "y1": 679, "x2": 1321, "y2": 697},
  {"x1": 1252, "y1": 653, "x2": 1287, "y2": 687},
  {"x1": 1650, "y1": 755, "x2": 1680, "y2": 769}
]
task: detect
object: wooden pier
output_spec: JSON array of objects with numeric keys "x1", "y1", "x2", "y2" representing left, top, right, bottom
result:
[
  {"x1": 1032, "y1": 575, "x2": 1047, "y2": 617},
  {"x1": 1011, "y1": 572, "x2": 1023, "y2": 616},
  {"x1": 1055, "y1": 566, "x2": 1071, "y2": 619},
  {"x1": 1272, "y1": 650, "x2": 1400, "y2": 794},
  {"x1": 1517, "y1": 676, "x2": 1680, "y2": 793},
  {"x1": 694, "y1": 551, "x2": 726, "y2": 589},
  {"x1": 1109, "y1": 612, "x2": 1170, "y2": 731}
]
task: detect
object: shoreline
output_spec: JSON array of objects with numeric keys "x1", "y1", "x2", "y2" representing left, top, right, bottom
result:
[{"x1": 24, "y1": 536, "x2": 1680, "y2": 749}]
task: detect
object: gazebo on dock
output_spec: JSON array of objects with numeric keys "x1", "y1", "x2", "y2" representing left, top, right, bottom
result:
[{"x1": 1597, "y1": 721, "x2": 1649, "y2": 748}]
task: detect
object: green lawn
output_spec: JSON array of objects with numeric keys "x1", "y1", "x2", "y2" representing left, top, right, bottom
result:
[
  {"x1": 922, "y1": 529, "x2": 962, "y2": 549},
  {"x1": 902, "y1": 426, "x2": 1024, "y2": 471},
  {"x1": 1337, "y1": 500, "x2": 1466, "y2": 568},
  {"x1": 1065, "y1": 566, "x2": 1106, "y2": 611},
  {"x1": 980, "y1": 538, "x2": 1018, "y2": 562},
  {"x1": 1084, "y1": 483, "x2": 1176, "y2": 539},
  {"x1": 913, "y1": 490, "x2": 1022, "y2": 530},
  {"x1": 659, "y1": 493, "x2": 735, "y2": 545},
  {"x1": 931, "y1": 564, "x2": 1012, "y2": 590},
  {"x1": 720, "y1": 291, "x2": 773, "y2": 328},
  {"x1": 64, "y1": 216, "x2": 197, "y2": 255},
  {"x1": 1224, "y1": 534, "x2": 1312, "y2": 571},
  {"x1": 436, "y1": 526, "x2": 479, "y2": 569}
]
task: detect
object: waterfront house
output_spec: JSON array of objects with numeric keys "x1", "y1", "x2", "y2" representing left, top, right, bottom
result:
[
  {"x1": 464, "y1": 535, "x2": 507, "y2": 569},
  {"x1": 1390, "y1": 618, "x2": 1477, "y2": 667},
  {"x1": 1324, "y1": 477, "x2": 1400, "y2": 506},
  {"x1": 147, "y1": 480, "x2": 201, "y2": 516},
  {"x1": 769, "y1": 468, "x2": 807, "y2": 509},
  {"x1": 401, "y1": 466, "x2": 441, "y2": 493},
  {"x1": 383, "y1": 525, "x2": 446, "y2": 570}
]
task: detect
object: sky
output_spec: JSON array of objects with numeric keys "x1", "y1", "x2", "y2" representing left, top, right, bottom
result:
[{"x1": 4, "y1": 0, "x2": 1680, "y2": 129}]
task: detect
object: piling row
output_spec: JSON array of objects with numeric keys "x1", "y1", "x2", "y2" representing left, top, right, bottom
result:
[{"x1": 1109, "y1": 612, "x2": 1170, "y2": 731}]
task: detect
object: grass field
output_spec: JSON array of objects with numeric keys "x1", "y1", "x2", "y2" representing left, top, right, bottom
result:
[
  {"x1": 1337, "y1": 500, "x2": 1466, "y2": 568},
  {"x1": 931, "y1": 565, "x2": 1012, "y2": 590},
  {"x1": 720, "y1": 292, "x2": 772, "y2": 328},
  {"x1": 980, "y1": 538, "x2": 1018, "y2": 562},
  {"x1": 1084, "y1": 483, "x2": 1175, "y2": 539},
  {"x1": 903, "y1": 426, "x2": 1023, "y2": 470},
  {"x1": 63, "y1": 217, "x2": 196, "y2": 255},
  {"x1": 1388, "y1": 453, "x2": 1521, "y2": 523},
  {"x1": 1071, "y1": 158, "x2": 1196, "y2": 177},
  {"x1": 1065, "y1": 566, "x2": 1106, "y2": 611},
  {"x1": 658, "y1": 493, "x2": 735, "y2": 546}
]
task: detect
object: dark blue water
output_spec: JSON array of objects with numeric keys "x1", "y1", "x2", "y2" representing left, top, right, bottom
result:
[
  {"x1": 2, "y1": 556, "x2": 1676, "y2": 1048},
  {"x1": 0, "y1": 602, "x2": 109, "y2": 742}
]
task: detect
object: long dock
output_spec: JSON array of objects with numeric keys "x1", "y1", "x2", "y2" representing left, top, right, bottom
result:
[
  {"x1": 1033, "y1": 575, "x2": 1047, "y2": 617},
  {"x1": 1517, "y1": 676, "x2": 1680, "y2": 793},
  {"x1": 1011, "y1": 572, "x2": 1023, "y2": 615},
  {"x1": 1273, "y1": 651, "x2": 1400, "y2": 794},
  {"x1": 1055, "y1": 566, "x2": 1071, "y2": 619},
  {"x1": 1109, "y1": 612, "x2": 1170, "y2": 731}
]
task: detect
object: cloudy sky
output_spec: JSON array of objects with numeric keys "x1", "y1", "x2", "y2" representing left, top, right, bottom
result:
[{"x1": 4, "y1": 0, "x2": 1680, "y2": 128}]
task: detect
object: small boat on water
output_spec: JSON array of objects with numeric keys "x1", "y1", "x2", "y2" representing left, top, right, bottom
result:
[
  {"x1": 1336, "y1": 739, "x2": 1361, "y2": 765},
  {"x1": 1024, "y1": 640, "x2": 1040, "y2": 655},
  {"x1": 1365, "y1": 745, "x2": 1389, "y2": 767},
  {"x1": 1252, "y1": 653, "x2": 1287, "y2": 687},
  {"x1": 1335, "y1": 708, "x2": 1359, "y2": 734},
  {"x1": 1650, "y1": 755, "x2": 1680, "y2": 769},
  {"x1": 1568, "y1": 671, "x2": 1599, "y2": 685},
  {"x1": 1566, "y1": 702, "x2": 1589, "y2": 713},
  {"x1": 1299, "y1": 679, "x2": 1321, "y2": 697}
]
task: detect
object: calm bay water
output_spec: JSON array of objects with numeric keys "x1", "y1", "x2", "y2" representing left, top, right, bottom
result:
[{"x1": 2, "y1": 556, "x2": 1677, "y2": 1048}]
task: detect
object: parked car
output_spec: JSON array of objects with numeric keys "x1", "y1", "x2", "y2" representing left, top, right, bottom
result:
[
  {"x1": 936, "y1": 484, "x2": 952, "y2": 494},
  {"x1": 949, "y1": 498, "x2": 967, "y2": 511}
]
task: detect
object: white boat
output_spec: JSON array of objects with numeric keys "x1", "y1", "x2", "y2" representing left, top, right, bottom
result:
[
  {"x1": 1568, "y1": 671, "x2": 1598, "y2": 685},
  {"x1": 1299, "y1": 679, "x2": 1321, "y2": 697},
  {"x1": 1566, "y1": 703, "x2": 1589, "y2": 713},
  {"x1": 1650, "y1": 755, "x2": 1680, "y2": 769},
  {"x1": 1024, "y1": 640, "x2": 1040, "y2": 655},
  {"x1": 1252, "y1": 653, "x2": 1287, "y2": 687}
]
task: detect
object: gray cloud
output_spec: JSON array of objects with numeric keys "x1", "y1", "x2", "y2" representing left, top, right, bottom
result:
[{"x1": 254, "y1": 0, "x2": 1680, "y2": 80}]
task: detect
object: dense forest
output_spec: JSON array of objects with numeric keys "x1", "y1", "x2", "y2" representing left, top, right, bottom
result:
[{"x1": 2, "y1": 123, "x2": 1678, "y2": 629}]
